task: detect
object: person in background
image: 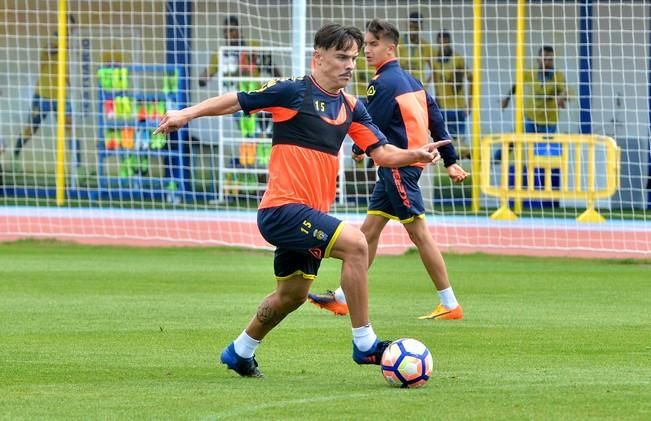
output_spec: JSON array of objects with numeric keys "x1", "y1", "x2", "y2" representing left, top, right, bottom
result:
[
  {"x1": 198, "y1": 16, "x2": 281, "y2": 195},
  {"x1": 501, "y1": 45, "x2": 568, "y2": 135},
  {"x1": 432, "y1": 30, "x2": 473, "y2": 159},
  {"x1": 397, "y1": 12, "x2": 434, "y2": 90},
  {"x1": 499, "y1": 45, "x2": 569, "y2": 204},
  {"x1": 198, "y1": 15, "x2": 281, "y2": 138},
  {"x1": 12, "y1": 14, "x2": 77, "y2": 172}
]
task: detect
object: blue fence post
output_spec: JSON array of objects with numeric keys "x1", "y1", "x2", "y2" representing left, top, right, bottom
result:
[
  {"x1": 578, "y1": 0, "x2": 593, "y2": 135},
  {"x1": 166, "y1": 0, "x2": 192, "y2": 197}
]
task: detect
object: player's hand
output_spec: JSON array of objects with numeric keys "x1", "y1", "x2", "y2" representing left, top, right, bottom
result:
[
  {"x1": 153, "y1": 110, "x2": 190, "y2": 135},
  {"x1": 351, "y1": 144, "x2": 365, "y2": 161},
  {"x1": 352, "y1": 151, "x2": 365, "y2": 161},
  {"x1": 446, "y1": 163, "x2": 469, "y2": 183},
  {"x1": 412, "y1": 148, "x2": 440, "y2": 165},
  {"x1": 416, "y1": 140, "x2": 451, "y2": 164},
  {"x1": 430, "y1": 150, "x2": 442, "y2": 165},
  {"x1": 501, "y1": 97, "x2": 510, "y2": 109}
]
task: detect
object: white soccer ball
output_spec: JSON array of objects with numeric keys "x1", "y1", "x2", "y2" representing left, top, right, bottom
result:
[{"x1": 380, "y1": 338, "x2": 433, "y2": 388}]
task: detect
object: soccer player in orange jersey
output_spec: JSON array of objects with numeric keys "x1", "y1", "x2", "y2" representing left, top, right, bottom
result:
[
  {"x1": 155, "y1": 23, "x2": 450, "y2": 377},
  {"x1": 308, "y1": 19, "x2": 468, "y2": 321}
]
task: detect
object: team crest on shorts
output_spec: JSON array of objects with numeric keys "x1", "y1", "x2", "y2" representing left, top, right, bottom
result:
[{"x1": 313, "y1": 229, "x2": 328, "y2": 241}]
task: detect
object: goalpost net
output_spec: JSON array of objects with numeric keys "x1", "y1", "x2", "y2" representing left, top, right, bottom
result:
[{"x1": 0, "y1": 1, "x2": 649, "y2": 258}]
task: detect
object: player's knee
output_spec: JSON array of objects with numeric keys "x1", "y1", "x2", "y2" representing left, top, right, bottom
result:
[
  {"x1": 407, "y1": 226, "x2": 430, "y2": 247},
  {"x1": 362, "y1": 227, "x2": 381, "y2": 245},
  {"x1": 344, "y1": 230, "x2": 368, "y2": 262},
  {"x1": 360, "y1": 222, "x2": 378, "y2": 241}
]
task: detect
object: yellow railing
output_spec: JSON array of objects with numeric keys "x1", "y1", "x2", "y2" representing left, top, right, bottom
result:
[{"x1": 480, "y1": 134, "x2": 621, "y2": 222}]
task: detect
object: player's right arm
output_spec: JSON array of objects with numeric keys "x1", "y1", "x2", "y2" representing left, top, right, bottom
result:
[
  {"x1": 155, "y1": 78, "x2": 301, "y2": 135},
  {"x1": 154, "y1": 92, "x2": 241, "y2": 134}
]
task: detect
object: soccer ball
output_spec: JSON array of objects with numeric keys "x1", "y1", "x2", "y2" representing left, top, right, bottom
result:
[{"x1": 381, "y1": 338, "x2": 433, "y2": 388}]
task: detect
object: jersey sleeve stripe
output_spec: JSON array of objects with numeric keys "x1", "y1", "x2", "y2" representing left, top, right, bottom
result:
[
  {"x1": 250, "y1": 106, "x2": 298, "y2": 122},
  {"x1": 348, "y1": 121, "x2": 383, "y2": 151}
]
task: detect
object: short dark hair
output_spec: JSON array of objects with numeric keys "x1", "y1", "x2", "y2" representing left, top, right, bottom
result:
[
  {"x1": 539, "y1": 45, "x2": 554, "y2": 56},
  {"x1": 224, "y1": 15, "x2": 239, "y2": 27},
  {"x1": 314, "y1": 23, "x2": 363, "y2": 51},
  {"x1": 366, "y1": 19, "x2": 399, "y2": 45},
  {"x1": 409, "y1": 12, "x2": 423, "y2": 22},
  {"x1": 437, "y1": 31, "x2": 451, "y2": 42}
]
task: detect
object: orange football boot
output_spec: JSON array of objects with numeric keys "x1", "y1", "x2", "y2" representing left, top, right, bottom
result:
[{"x1": 307, "y1": 290, "x2": 349, "y2": 316}]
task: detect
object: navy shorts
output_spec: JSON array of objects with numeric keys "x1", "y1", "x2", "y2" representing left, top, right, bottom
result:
[
  {"x1": 257, "y1": 204, "x2": 344, "y2": 280},
  {"x1": 368, "y1": 166, "x2": 425, "y2": 223}
]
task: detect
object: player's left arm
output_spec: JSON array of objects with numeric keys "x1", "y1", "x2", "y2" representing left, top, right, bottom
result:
[
  {"x1": 349, "y1": 100, "x2": 448, "y2": 167},
  {"x1": 348, "y1": 98, "x2": 387, "y2": 154},
  {"x1": 369, "y1": 142, "x2": 449, "y2": 168},
  {"x1": 426, "y1": 91, "x2": 456, "y2": 166},
  {"x1": 426, "y1": 91, "x2": 468, "y2": 182}
]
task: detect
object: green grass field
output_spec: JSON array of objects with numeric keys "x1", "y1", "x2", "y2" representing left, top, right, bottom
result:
[{"x1": 1, "y1": 240, "x2": 650, "y2": 419}]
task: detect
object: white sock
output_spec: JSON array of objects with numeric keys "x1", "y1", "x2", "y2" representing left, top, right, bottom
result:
[
  {"x1": 438, "y1": 287, "x2": 459, "y2": 309},
  {"x1": 334, "y1": 287, "x2": 347, "y2": 305},
  {"x1": 352, "y1": 324, "x2": 377, "y2": 352},
  {"x1": 233, "y1": 330, "x2": 260, "y2": 359}
]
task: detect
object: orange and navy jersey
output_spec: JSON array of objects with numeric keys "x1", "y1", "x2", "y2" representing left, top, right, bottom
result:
[
  {"x1": 237, "y1": 75, "x2": 387, "y2": 212},
  {"x1": 366, "y1": 59, "x2": 457, "y2": 168}
]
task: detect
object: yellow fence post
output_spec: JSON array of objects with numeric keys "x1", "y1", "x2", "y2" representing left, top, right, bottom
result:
[
  {"x1": 471, "y1": 0, "x2": 483, "y2": 213},
  {"x1": 513, "y1": 0, "x2": 526, "y2": 215},
  {"x1": 55, "y1": 0, "x2": 68, "y2": 206}
]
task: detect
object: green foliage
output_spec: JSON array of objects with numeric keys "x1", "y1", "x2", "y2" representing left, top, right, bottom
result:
[{"x1": 1, "y1": 241, "x2": 650, "y2": 419}]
